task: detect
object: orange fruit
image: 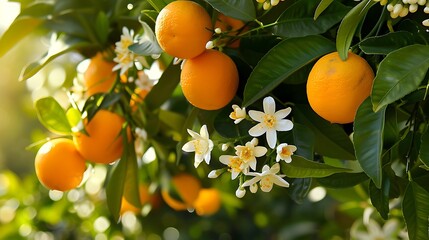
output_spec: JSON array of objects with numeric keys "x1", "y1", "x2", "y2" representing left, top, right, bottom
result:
[
  {"x1": 120, "y1": 184, "x2": 160, "y2": 215},
  {"x1": 35, "y1": 139, "x2": 86, "y2": 191},
  {"x1": 83, "y1": 52, "x2": 117, "y2": 96},
  {"x1": 155, "y1": 0, "x2": 213, "y2": 59},
  {"x1": 193, "y1": 188, "x2": 221, "y2": 216},
  {"x1": 180, "y1": 49, "x2": 239, "y2": 110},
  {"x1": 306, "y1": 52, "x2": 374, "y2": 124},
  {"x1": 161, "y1": 173, "x2": 201, "y2": 211},
  {"x1": 130, "y1": 88, "x2": 149, "y2": 111},
  {"x1": 73, "y1": 110, "x2": 127, "y2": 164},
  {"x1": 214, "y1": 13, "x2": 246, "y2": 48}
]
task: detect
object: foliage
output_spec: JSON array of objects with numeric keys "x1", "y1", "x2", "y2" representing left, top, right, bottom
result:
[{"x1": 1, "y1": 0, "x2": 429, "y2": 238}]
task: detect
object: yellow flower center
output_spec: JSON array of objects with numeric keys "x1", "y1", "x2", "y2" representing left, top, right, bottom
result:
[
  {"x1": 281, "y1": 147, "x2": 291, "y2": 157},
  {"x1": 260, "y1": 176, "x2": 272, "y2": 189},
  {"x1": 263, "y1": 114, "x2": 276, "y2": 128},
  {"x1": 237, "y1": 147, "x2": 253, "y2": 162},
  {"x1": 228, "y1": 156, "x2": 243, "y2": 172},
  {"x1": 193, "y1": 140, "x2": 207, "y2": 155}
]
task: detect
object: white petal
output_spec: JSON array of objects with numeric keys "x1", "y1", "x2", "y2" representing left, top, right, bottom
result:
[
  {"x1": 383, "y1": 219, "x2": 399, "y2": 235},
  {"x1": 249, "y1": 183, "x2": 258, "y2": 193},
  {"x1": 236, "y1": 188, "x2": 246, "y2": 198},
  {"x1": 263, "y1": 96, "x2": 276, "y2": 115},
  {"x1": 249, "y1": 123, "x2": 267, "y2": 137},
  {"x1": 248, "y1": 110, "x2": 265, "y2": 122},
  {"x1": 182, "y1": 141, "x2": 196, "y2": 152},
  {"x1": 271, "y1": 175, "x2": 290, "y2": 188},
  {"x1": 248, "y1": 159, "x2": 257, "y2": 171},
  {"x1": 253, "y1": 146, "x2": 267, "y2": 157},
  {"x1": 261, "y1": 165, "x2": 270, "y2": 173},
  {"x1": 208, "y1": 140, "x2": 214, "y2": 150},
  {"x1": 276, "y1": 155, "x2": 281, "y2": 162},
  {"x1": 194, "y1": 155, "x2": 204, "y2": 168},
  {"x1": 231, "y1": 170, "x2": 240, "y2": 180},
  {"x1": 266, "y1": 129, "x2": 277, "y2": 149},
  {"x1": 219, "y1": 155, "x2": 232, "y2": 165},
  {"x1": 250, "y1": 138, "x2": 259, "y2": 146},
  {"x1": 242, "y1": 176, "x2": 261, "y2": 187},
  {"x1": 187, "y1": 129, "x2": 201, "y2": 139},
  {"x1": 284, "y1": 156, "x2": 292, "y2": 163},
  {"x1": 204, "y1": 152, "x2": 211, "y2": 164},
  {"x1": 276, "y1": 119, "x2": 293, "y2": 131},
  {"x1": 208, "y1": 170, "x2": 219, "y2": 178},
  {"x1": 270, "y1": 163, "x2": 281, "y2": 174},
  {"x1": 200, "y1": 125, "x2": 209, "y2": 139},
  {"x1": 274, "y1": 107, "x2": 291, "y2": 119},
  {"x1": 260, "y1": 182, "x2": 273, "y2": 192},
  {"x1": 234, "y1": 118, "x2": 244, "y2": 124}
]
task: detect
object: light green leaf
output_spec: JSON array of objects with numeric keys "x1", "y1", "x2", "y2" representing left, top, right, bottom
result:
[
  {"x1": 293, "y1": 104, "x2": 355, "y2": 160},
  {"x1": 371, "y1": 44, "x2": 429, "y2": 112},
  {"x1": 314, "y1": 0, "x2": 334, "y2": 20},
  {"x1": 274, "y1": 0, "x2": 349, "y2": 38},
  {"x1": 66, "y1": 108, "x2": 82, "y2": 130},
  {"x1": 129, "y1": 21, "x2": 162, "y2": 56},
  {"x1": 159, "y1": 109, "x2": 186, "y2": 132},
  {"x1": 205, "y1": 0, "x2": 256, "y2": 22},
  {"x1": 242, "y1": 35, "x2": 335, "y2": 107},
  {"x1": 353, "y1": 98, "x2": 386, "y2": 188},
  {"x1": 403, "y1": 182, "x2": 429, "y2": 240},
  {"x1": 359, "y1": 31, "x2": 417, "y2": 55},
  {"x1": 282, "y1": 156, "x2": 352, "y2": 178},
  {"x1": 336, "y1": 0, "x2": 376, "y2": 60},
  {"x1": 35, "y1": 97, "x2": 72, "y2": 135}
]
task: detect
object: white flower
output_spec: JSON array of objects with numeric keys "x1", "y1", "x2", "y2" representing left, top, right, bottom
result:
[
  {"x1": 113, "y1": 27, "x2": 139, "y2": 75},
  {"x1": 236, "y1": 187, "x2": 246, "y2": 198},
  {"x1": 249, "y1": 183, "x2": 258, "y2": 193},
  {"x1": 248, "y1": 96, "x2": 293, "y2": 149},
  {"x1": 135, "y1": 71, "x2": 156, "y2": 91},
  {"x1": 135, "y1": 127, "x2": 147, "y2": 141},
  {"x1": 242, "y1": 163, "x2": 289, "y2": 192},
  {"x1": 221, "y1": 143, "x2": 229, "y2": 151},
  {"x1": 208, "y1": 170, "x2": 221, "y2": 178},
  {"x1": 182, "y1": 125, "x2": 214, "y2": 168},
  {"x1": 350, "y1": 219, "x2": 401, "y2": 240},
  {"x1": 276, "y1": 143, "x2": 297, "y2": 163},
  {"x1": 219, "y1": 155, "x2": 245, "y2": 179},
  {"x1": 234, "y1": 138, "x2": 267, "y2": 171},
  {"x1": 229, "y1": 105, "x2": 246, "y2": 124},
  {"x1": 205, "y1": 40, "x2": 215, "y2": 49}
]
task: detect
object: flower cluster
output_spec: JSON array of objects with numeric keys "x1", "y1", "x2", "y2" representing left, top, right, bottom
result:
[
  {"x1": 182, "y1": 96, "x2": 297, "y2": 198},
  {"x1": 374, "y1": 0, "x2": 429, "y2": 26}
]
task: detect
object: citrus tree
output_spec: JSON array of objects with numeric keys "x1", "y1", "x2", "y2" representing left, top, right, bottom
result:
[{"x1": 1, "y1": 0, "x2": 429, "y2": 238}]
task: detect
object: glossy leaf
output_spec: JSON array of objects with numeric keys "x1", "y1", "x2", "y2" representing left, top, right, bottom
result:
[
  {"x1": 274, "y1": 0, "x2": 349, "y2": 38},
  {"x1": 282, "y1": 156, "x2": 352, "y2": 178},
  {"x1": 205, "y1": 0, "x2": 256, "y2": 22},
  {"x1": 289, "y1": 123, "x2": 315, "y2": 160},
  {"x1": 419, "y1": 128, "x2": 429, "y2": 168},
  {"x1": 242, "y1": 35, "x2": 335, "y2": 107},
  {"x1": 359, "y1": 31, "x2": 416, "y2": 55},
  {"x1": 66, "y1": 108, "x2": 82, "y2": 130},
  {"x1": 336, "y1": 0, "x2": 376, "y2": 60},
  {"x1": 314, "y1": 0, "x2": 333, "y2": 20},
  {"x1": 353, "y1": 98, "x2": 385, "y2": 188},
  {"x1": 129, "y1": 21, "x2": 162, "y2": 55},
  {"x1": 369, "y1": 177, "x2": 390, "y2": 220},
  {"x1": 317, "y1": 172, "x2": 368, "y2": 188},
  {"x1": 371, "y1": 45, "x2": 429, "y2": 112},
  {"x1": 293, "y1": 105, "x2": 355, "y2": 160},
  {"x1": 289, "y1": 178, "x2": 312, "y2": 204},
  {"x1": 35, "y1": 97, "x2": 72, "y2": 135},
  {"x1": 403, "y1": 182, "x2": 429, "y2": 240}
]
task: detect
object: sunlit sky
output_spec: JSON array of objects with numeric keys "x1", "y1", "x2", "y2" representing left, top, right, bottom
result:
[{"x1": 0, "y1": 0, "x2": 20, "y2": 31}]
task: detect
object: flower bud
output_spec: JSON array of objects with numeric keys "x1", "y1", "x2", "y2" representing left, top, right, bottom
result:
[
  {"x1": 409, "y1": 4, "x2": 418, "y2": 13},
  {"x1": 236, "y1": 188, "x2": 246, "y2": 198},
  {"x1": 214, "y1": 28, "x2": 222, "y2": 34},
  {"x1": 250, "y1": 184, "x2": 258, "y2": 193},
  {"x1": 205, "y1": 40, "x2": 215, "y2": 49},
  {"x1": 208, "y1": 170, "x2": 220, "y2": 178}
]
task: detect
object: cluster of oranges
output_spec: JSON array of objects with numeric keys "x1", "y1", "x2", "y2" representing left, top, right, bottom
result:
[{"x1": 155, "y1": 0, "x2": 242, "y2": 111}]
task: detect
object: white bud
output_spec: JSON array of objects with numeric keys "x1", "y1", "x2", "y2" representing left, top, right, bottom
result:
[
  {"x1": 205, "y1": 41, "x2": 215, "y2": 49},
  {"x1": 221, "y1": 144, "x2": 229, "y2": 151},
  {"x1": 390, "y1": 11, "x2": 399, "y2": 18},
  {"x1": 263, "y1": 1, "x2": 270, "y2": 10},
  {"x1": 173, "y1": 57, "x2": 182, "y2": 65},
  {"x1": 214, "y1": 28, "x2": 222, "y2": 34},
  {"x1": 208, "y1": 170, "x2": 219, "y2": 178},
  {"x1": 271, "y1": 0, "x2": 280, "y2": 6},
  {"x1": 409, "y1": 0, "x2": 418, "y2": 4},
  {"x1": 399, "y1": 7, "x2": 409, "y2": 17},
  {"x1": 423, "y1": 19, "x2": 429, "y2": 27},
  {"x1": 410, "y1": 4, "x2": 419, "y2": 12},
  {"x1": 402, "y1": 0, "x2": 408, "y2": 4},
  {"x1": 250, "y1": 184, "x2": 258, "y2": 193},
  {"x1": 393, "y1": 3, "x2": 403, "y2": 14},
  {"x1": 135, "y1": 128, "x2": 147, "y2": 140},
  {"x1": 418, "y1": 0, "x2": 426, "y2": 5},
  {"x1": 387, "y1": 3, "x2": 394, "y2": 11},
  {"x1": 380, "y1": 0, "x2": 388, "y2": 5},
  {"x1": 236, "y1": 188, "x2": 246, "y2": 198},
  {"x1": 424, "y1": 6, "x2": 429, "y2": 13}
]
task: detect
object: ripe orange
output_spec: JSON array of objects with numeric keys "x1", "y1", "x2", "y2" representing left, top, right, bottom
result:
[
  {"x1": 306, "y1": 52, "x2": 374, "y2": 124},
  {"x1": 120, "y1": 184, "x2": 160, "y2": 215},
  {"x1": 73, "y1": 110, "x2": 127, "y2": 164},
  {"x1": 83, "y1": 52, "x2": 117, "y2": 96},
  {"x1": 193, "y1": 188, "x2": 221, "y2": 216},
  {"x1": 180, "y1": 49, "x2": 239, "y2": 110},
  {"x1": 155, "y1": 0, "x2": 213, "y2": 59},
  {"x1": 214, "y1": 13, "x2": 246, "y2": 48},
  {"x1": 161, "y1": 173, "x2": 201, "y2": 211},
  {"x1": 35, "y1": 139, "x2": 86, "y2": 191}
]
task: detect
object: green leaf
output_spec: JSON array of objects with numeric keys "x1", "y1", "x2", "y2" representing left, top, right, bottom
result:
[
  {"x1": 293, "y1": 104, "x2": 355, "y2": 160},
  {"x1": 95, "y1": 11, "x2": 109, "y2": 45},
  {"x1": 19, "y1": 38, "x2": 93, "y2": 81},
  {"x1": 106, "y1": 138, "x2": 140, "y2": 222},
  {"x1": 159, "y1": 109, "x2": 186, "y2": 132},
  {"x1": 353, "y1": 98, "x2": 386, "y2": 188},
  {"x1": 317, "y1": 172, "x2": 368, "y2": 188},
  {"x1": 129, "y1": 21, "x2": 162, "y2": 56},
  {"x1": 369, "y1": 177, "x2": 390, "y2": 220},
  {"x1": 66, "y1": 108, "x2": 82, "y2": 130},
  {"x1": 213, "y1": 106, "x2": 253, "y2": 139},
  {"x1": 359, "y1": 31, "x2": 417, "y2": 55},
  {"x1": 205, "y1": 0, "x2": 256, "y2": 22},
  {"x1": 146, "y1": 0, "x2": 171, "y2": 12},
  {"x1": 35, "y1": 97, "x2": 72, "y2": 135},
  {"x1": 282, "y1": 123, "x2": 315, "y2": 160},
  {"x1": 145, "y1": 63, "x2": 181, "y2": 111},
  {"x1": 274, "y1": 0, "x2": 349, "y2": 38},
  {"x1": 336, "y1": 0, "x2": 376, "y2": 60},
  {"x1": 242, "y1": 35, "x2": 335, "y2": 107},
  {"x1": 282, "y1": 156, "x2": 352, "y2": 178},
  {"x1": 289, "y1": 178, "x2": 312, "y2": 204},
  {"x1": 314, "y1": 0, "x2": 333, "y2": 20},
  {"x1": 371, "y1": 44, "x2": 429, "y2": 112},
  {"x1": 419, "y1": 128, "x2": 429, "y2": 168},
  {"x1": 403, "y1": 182, "x2": 429, "y2": 240}
]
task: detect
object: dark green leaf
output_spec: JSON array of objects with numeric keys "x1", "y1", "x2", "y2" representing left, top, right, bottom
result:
[
  {"x1": 145, "y1": 63, "x2": 181, "y2": 111},
  {"x1": 359, "y1": 31, "x2": 417, "y2": 55},
  {"x1": 213, "y1": 106, "x2": 253, "y2": 139},
  {"x1": 289, "y1": 178, "x2": 312, "y2": 204},
  {"x1": 369, "y1": 177, "x2": 390, "y2": 220},
  {"x1": 205, "y1": 0, "x2": 256, "y2": 22},
  {"x1": 314, "y1": 0, "x2": 333, "y2": 20},
  {"x1": 419, "y1": 128, "x2": 429, "y2": 168},
  {"x1": 403, "y1": 182, "x2": 429, "y2": 240},
  {"x1": 282, "y1": 156, "x2": 352, "y2": 178},
  {"x1": 353, "y1": 98, "x2": 386, "y2": 188},
  {"x1": 239, "y1": 35, "x2": 282, "y2": 67},
  {"x1": 371, "y1": 44, "x2": 429, "y2": 112},
  {"x1": 336, "y1": 0, "x2": 376, "y2": 60},
  {"x1": 35, "y1": 97, "x2": 72, "y2": 135},
  {"x1": 146, "y1": 0, "x2": 171, "y2": 12},
  {"x1": 293, "y1": 104, "x2": 355, "y2": 160},
  {"x1": 317, "y1": 172, "x2": 368, "y2": 188},
  {"x1": 274, "y1": 0, "x2": 349, "y2": 38},
  {"x1": 285, "y1": 123, "x2": 315, "y2": 160},
  {"x1": 242, "y1": 35, "x2": 335, "y2": 107},
  {"x1": 95, "y1": 11, "x2": 109, "y2": 45}
]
